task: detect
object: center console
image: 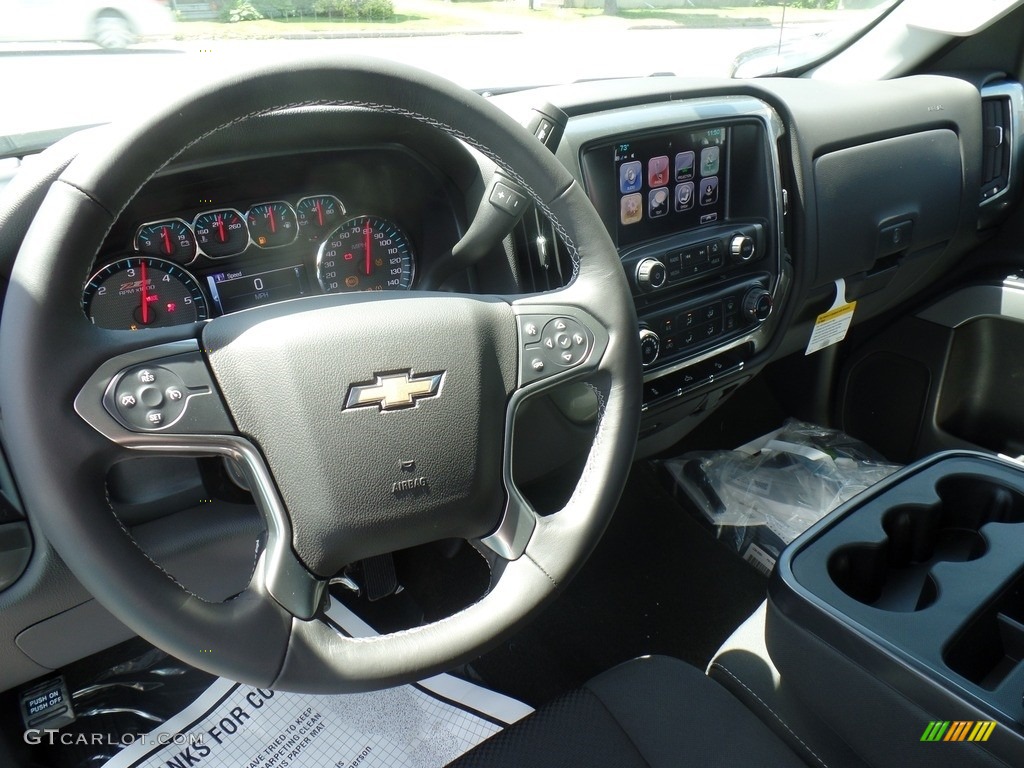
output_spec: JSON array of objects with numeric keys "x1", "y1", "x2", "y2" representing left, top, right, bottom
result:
[
  {"x1": 560, "y1": 96, "x2": 786, "y2": 446},
  {"x1": 768, "y1": 451, "x2": 1024, "y2": 766}
]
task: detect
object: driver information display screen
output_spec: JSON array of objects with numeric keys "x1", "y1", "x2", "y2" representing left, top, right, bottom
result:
[
  {"x1": 206, "y1": 264, "x2": 310, "y2": 314},
  {"x1": 614, "y1": 126, "x2": 727, "y2": 247}
]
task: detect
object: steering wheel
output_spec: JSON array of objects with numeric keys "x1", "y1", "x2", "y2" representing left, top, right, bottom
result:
[{"x1": 0, "y1": 58, "x2": 640, "y2": 693}]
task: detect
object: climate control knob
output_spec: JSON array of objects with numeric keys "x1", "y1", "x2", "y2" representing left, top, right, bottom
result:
[
  {"x1": 730, "y1": 234, "x2": 756, "y2": 262},
  {"x1": 743, "y1": 288, "x2": 773, "y2": 322},
  {"x1": 639, "y1": 328, "x2": 661, "y2": 367},
  {"x1": 635, "y1": 258, "x2": 667, "y2": 292}
]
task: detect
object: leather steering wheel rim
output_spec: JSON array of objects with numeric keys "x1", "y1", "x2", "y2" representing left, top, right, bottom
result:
[{"x1": 0, "y1": 56, "x2": 640, "y2": 693}]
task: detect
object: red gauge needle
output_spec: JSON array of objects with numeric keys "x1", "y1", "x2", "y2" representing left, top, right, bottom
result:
[
  {"x1": 161, "y1": 226, "x2": 172, "y2": 255},
  {"x1": 140, "y1": 260, "x2": 151, "y2": 325},
  {"x1": 216, "y1": 214, "x2": 226, "y2": 243},
  {"x1": 364, "y1": 223, "x2": 372, "y2": 276},
  {"x1": 268, "y1": 207, "x2": 277, "y2": 234},
  {"x1": 315, "y1": 199, "x2": 324, "y2": 227}
]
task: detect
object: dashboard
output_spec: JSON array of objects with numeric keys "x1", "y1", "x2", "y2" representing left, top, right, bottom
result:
[{"x1": 74, "y1": 74, "x2": 1013, "y2": 461}]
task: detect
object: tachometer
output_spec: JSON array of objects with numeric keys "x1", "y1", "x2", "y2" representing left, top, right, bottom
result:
[
  {"x1": 83, "y1": 257, "x2": 209, "y2": 330},
  {"x1": 316, "y1": 215, "x2": 415, "y2": 293}
]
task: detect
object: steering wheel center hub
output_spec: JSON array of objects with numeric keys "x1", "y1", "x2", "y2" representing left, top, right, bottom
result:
[{"x1": 203, "y1": 295, "x2": 517, "y2": 577}]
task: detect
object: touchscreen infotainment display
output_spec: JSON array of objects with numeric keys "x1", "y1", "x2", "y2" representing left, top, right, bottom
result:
[{"x1": 613, "y1": 126, "x2": 727, "y2": 247}]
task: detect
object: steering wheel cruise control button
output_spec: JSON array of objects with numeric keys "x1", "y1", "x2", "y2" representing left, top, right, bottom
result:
[
  {"x1": 112, "y1": 365, "x2": 188, "y2": 430},
  {"x1": 140, "y1": 387, "x2": 163, "y2": 408},
  {"x1": 91, "y1": 347, "x2": 235, "y2": 435}
]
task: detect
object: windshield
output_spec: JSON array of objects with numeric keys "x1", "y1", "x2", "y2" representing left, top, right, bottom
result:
[{"x1": 0, "y1": 0, "x2": 923, "y2": 138}]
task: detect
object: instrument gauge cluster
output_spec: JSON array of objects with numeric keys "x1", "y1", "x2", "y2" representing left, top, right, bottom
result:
[{"x1": 85, "y1": 192, "x2": 426, "y2": 331}]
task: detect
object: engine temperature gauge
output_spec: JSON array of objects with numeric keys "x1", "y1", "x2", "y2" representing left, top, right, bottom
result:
[{"x1": 193, "y1": 208, "x2": 249, "y2": 259}]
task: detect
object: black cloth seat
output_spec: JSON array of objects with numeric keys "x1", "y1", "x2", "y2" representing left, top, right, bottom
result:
[{"x1": 449, "y1": 655, "x2": 810, "y2": 768}]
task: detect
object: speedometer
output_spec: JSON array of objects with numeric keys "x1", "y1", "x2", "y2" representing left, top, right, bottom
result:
[
  {"x1": 83, "y1": 257, "x2": 209, "y2": 330},
  {"x1": 316, "y1": 215, "x2": 415, "y2": 293}
]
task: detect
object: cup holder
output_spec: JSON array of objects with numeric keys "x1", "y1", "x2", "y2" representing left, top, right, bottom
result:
[{"x1": 828, "y1": 476, "x2": 1024, "y2": 612}]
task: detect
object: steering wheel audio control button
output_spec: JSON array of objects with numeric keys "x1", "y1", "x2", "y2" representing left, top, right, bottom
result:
[
  {"x1": 517, "y1": 313, "x2": 599, "y2": 383},
  {"x1": 543, "y1": 318, "x2": 590, "y2": 368}
]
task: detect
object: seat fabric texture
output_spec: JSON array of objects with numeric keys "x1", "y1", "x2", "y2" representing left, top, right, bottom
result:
[{"x1": 448, "y1": 655, "x2": 809, "y2": 768}]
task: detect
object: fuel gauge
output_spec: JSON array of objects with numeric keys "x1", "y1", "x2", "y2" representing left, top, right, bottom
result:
[
  {"x1": 135, "y1": 219, "x2": 197, "y2": 263},
  {"x1": 247, "y1": 201, "x2": 298, "y2": 249}
]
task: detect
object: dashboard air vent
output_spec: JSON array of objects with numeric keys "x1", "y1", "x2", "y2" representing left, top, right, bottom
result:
[
  {"x1": 512, "y1": 205, "x2": 574, "y2": 292},
  {"x1": 981, "y1": 95, "x2": 1011, "y2": 204}
]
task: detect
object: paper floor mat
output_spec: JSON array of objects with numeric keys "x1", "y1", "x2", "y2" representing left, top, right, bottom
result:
[{"x1": 100, "y1": 602, "x2": 533, "y2": 768}]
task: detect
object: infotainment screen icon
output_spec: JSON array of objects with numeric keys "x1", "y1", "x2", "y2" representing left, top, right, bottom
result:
[
  {"x1": 675, "y1": 151, "x2": 695, "y2": 181},
  {"x1": 676, "y1": 182, "x2": 695, "y2": 212},
  {"x1": 619, "y1": 161, "x2": 642, "y2": 194},
  {"x1": 700, "y1": 146, "x2": 721, "y2": 177}
]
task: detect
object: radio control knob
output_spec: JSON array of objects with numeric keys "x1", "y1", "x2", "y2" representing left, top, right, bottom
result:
[
  {"x1": 636, "y1": 258, "x2": 667, "y2": 291},
  {"x1": 730, "y1": 234, "x2": 756, "y2": 262},
  {"x1": 639, "y1": 328, "x2": 661, "y2": 366},
  {"x1": 743, "y1": 288, "x2": 773, "y2": 322}
]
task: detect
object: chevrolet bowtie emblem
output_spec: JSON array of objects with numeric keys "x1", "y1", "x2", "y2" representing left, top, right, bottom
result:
[{"x1": 344, "y1": 371, "x2": 444, "y2": 412}]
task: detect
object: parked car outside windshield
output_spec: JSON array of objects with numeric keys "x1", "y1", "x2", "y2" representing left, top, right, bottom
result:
[{"x1": 0, "y1": 0, "x2": 174, "y2": 49}]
